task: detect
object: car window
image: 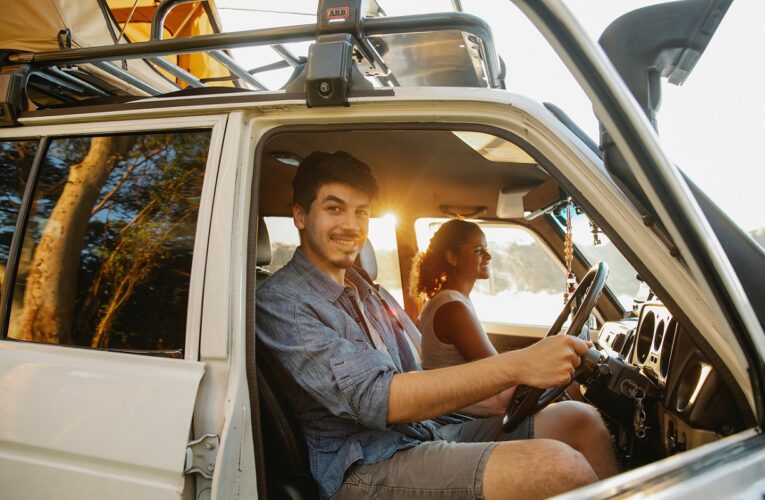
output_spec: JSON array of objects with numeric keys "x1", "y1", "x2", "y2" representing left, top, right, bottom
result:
[
  {"x1": 263, "y1": 215, "x2": 403, "y2": 303},
  {"x1": 5, "y1": 131, "x2": 211, "y2": 357},
  {"x1": 550, "y1": 207, "x2": 642, "y2": 313},
  {"x1": 415, "y1": 218, "x2": 565, "y2": 327},
  {"x1": 0, "y1": 140, "x2": 38, "y2": 299}
]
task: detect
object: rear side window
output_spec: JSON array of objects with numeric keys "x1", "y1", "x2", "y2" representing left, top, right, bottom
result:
[
  {"x1": 5, "y1": 131, "x2": 211, "y2": 357},
  {"x1": 0, "y1": 140, "x2": 38, "y2": 298}
]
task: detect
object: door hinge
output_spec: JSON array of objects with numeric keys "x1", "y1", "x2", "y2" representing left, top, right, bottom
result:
[{"x1": 184, "y1": 434, "x2": 220, "y2": 479}]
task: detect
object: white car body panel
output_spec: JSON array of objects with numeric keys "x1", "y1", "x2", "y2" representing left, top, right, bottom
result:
[
  {"x1": 0, "y1": 341, "x2": 204, "y2": 500},
  {"x1": 0, "y1": 114, "x2": 228, "y2": 499},
  {"x1": 555, "y1": 429, "x2": 764, "y2": 499}
]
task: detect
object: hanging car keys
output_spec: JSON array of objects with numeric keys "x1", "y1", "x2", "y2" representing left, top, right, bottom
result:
[{"x1": 632, "y1": 387, "x2": 648, "y2": 439}]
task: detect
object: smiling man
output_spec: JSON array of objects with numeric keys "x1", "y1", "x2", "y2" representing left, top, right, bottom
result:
[{"x1": 256, "y1": 151, "x2": 618, "y2": 499}]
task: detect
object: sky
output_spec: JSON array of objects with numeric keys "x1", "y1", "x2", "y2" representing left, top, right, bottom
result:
[{"x1": 217, "y1": 0, "x2": 765, "y2": 232}]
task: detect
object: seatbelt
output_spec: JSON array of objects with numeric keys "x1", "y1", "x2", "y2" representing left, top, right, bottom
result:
[{"x1": 353, "y1": 266, "x2": 421, "y2": 370}]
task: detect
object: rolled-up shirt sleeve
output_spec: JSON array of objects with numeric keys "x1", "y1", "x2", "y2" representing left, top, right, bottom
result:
[{"x1": 256, "y1": 292, "x2": 396, "y2": 430}]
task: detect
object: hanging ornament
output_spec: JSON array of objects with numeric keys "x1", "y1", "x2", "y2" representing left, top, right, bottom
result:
[
  {"x1": 563, "y1": 201, "x2": 577, "y2": 304},
  {"x1": 589, "y1": 219, "x2": 602, "y2": 246}
]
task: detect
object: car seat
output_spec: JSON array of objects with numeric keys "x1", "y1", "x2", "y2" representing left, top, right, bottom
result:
[{"x1": 252, "y1": 217, "x2": 319, "y2": 499}]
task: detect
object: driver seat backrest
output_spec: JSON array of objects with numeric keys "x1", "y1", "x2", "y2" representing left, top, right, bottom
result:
[
  {"x1": 256, "y1": 337, "x2": 319, "y2": 499},
  {"x1": 255, "y1": 217, "x2": 272, "y2": 285},
  {"x1": 254, "y1": 218, "x2": 319, "y2": 499}
]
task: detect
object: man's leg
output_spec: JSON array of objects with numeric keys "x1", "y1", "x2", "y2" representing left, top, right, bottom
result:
[
  {"x1": 534, "y1": 401, "x2": 619, "y2": 479},
  {"x1": 437, "y1": 414, "x2": 599, "y2": 499},
  {"x1": 482, "y1": 439, "x2": 597, "y2": 499},
  {"x1": 332, "y1": 439, "x2": 597, "y2": 500}
]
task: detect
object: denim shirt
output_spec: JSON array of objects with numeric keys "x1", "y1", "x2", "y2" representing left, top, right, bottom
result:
[{"x1": 256, "y1": 248, "x2": 440, "y2": 498}]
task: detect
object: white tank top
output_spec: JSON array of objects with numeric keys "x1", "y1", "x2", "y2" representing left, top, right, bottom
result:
[{"x1": 417, "y1": 289, "x2": 474, "y2": 370}]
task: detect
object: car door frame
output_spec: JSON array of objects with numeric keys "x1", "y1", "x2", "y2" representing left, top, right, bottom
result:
[{"x1": 511, "y1": 0, "x2": 765, "y2": 423}]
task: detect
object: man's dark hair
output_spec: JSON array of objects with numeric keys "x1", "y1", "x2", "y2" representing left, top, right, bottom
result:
[{"x1": 292, "y1": 151, "x2": 380, "y2": 211}]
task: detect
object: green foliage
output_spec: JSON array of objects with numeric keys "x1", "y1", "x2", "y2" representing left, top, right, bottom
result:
[{"x1": 0, "y1": 140, "x2": 38, "y2": 263}]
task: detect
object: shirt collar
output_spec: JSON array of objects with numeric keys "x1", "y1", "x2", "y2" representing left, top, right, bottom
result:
[{"x1": 291, "y1": 247, "x2": 371, "y2": 302}]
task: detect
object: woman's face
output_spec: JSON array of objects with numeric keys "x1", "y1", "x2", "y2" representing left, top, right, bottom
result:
[{"x1": 452, "y1": 229, "x2": 491, "y2": 280}]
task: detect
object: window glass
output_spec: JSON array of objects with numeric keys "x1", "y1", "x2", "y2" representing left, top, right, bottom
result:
[
  {"x1": 263, "y1": 215, "x2": 403, "y2": 303},
  {"x1": 7, "y1": 131, "x2": 211, "y2": 357},
  {"x1": 0, "y1": 140, "x2": 38, "y2": 298},
  {"x1": 550, "y1": 207, "x2": 641, "y2": 312},
  {"x1": 415, "y1": 218, "x2": 565, "y2": 326},
  {"x1": 369, "y1": 215, "x2": 403, "y2": 304}
]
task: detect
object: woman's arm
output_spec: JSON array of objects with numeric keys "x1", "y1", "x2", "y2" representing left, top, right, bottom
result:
[{"x1": 433, "y1": 300, "x2": 497, "y2": 361}]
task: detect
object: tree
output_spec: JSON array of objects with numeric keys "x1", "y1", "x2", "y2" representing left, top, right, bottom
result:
[{"x1": 15, "y1": 136, "x2": 134, "y2": 344}]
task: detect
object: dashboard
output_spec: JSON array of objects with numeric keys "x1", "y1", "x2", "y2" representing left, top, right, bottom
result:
[{"x1": 587, "y1": 302, "x2": 747, "y2": 460}]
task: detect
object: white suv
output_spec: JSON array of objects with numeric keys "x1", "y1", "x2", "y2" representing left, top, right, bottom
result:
[{"x1": 0, "y1": 1, "x2": 762, "y2": 499}]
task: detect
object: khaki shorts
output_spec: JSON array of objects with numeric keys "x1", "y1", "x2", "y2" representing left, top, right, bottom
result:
[{"x1": 332, "y1": 415, "x2": 534, "y2": 499}]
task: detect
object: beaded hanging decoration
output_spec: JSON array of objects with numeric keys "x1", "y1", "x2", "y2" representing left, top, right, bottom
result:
[{"x1": 563, "y1": 201, "x2": 577, "y2": 305}]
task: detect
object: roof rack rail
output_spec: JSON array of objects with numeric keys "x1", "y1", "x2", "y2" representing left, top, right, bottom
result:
[{"x1": 0, "y1": 0, "x2": 503, "y2": 121}]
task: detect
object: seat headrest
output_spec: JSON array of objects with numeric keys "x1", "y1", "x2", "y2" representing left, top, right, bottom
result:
[
  {"x1": 355, "y1": 239, "x2": 378, "y2": 281},
  {"x1": 257, "y1": 218, "x2": 272, "y2": 267}
]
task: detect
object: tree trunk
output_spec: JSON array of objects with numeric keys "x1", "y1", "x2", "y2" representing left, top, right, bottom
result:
[{"x1": 14, "y1": 136, "x2": 133, "y2": 343}]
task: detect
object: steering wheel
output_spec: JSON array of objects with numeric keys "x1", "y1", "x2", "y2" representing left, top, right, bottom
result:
[{"x1": 503, "y1": 262, "x2": 609, "y2": 433}]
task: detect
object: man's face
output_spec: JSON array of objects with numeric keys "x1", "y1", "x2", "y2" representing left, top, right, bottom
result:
[{"x1": 294, "y1": 182, "x2": 371, "y2": 279}]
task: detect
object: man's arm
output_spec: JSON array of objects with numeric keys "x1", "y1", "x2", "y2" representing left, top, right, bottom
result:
[
  {"x1": 388, "y1": 335, "x2": 588, "y2": 424},
  {"x1": 459, "y1": 387, "x2": 516, "y2": 417},
  {"x1": 257, "y1": 290, "x2": 397, "y2": 431}
]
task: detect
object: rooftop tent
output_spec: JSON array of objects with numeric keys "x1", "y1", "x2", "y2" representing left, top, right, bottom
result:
[
  {"x1": 0, "y1": 0, "x2": 233, "y2": 95},
  {"x1": 105, "y1": 0, "x2": 235, "y2": 87}
]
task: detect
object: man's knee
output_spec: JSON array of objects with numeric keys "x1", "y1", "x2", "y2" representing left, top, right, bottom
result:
[
  {"x1": 532, "y1": 439, "x2": 598, "y2": 487},
  {"x1": 548, "y1": 440, "x2": 599, "y2": 489},
  {"x1": 558, "y1": 401, "x2": 609, "y2": 436},
  {"x1": 483, "y1": 439, "x2": 597, "y2": 499}
]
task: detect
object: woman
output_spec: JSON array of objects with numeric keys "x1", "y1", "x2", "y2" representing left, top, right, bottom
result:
[
  {"x1": 411, "y1": 219, "x2": 583, "y2": 407},
  {"x1": 410, "y1": 219, "x2": 514, "y2": 415},
  {"x1": 410, "y1": 219, "x2": 498, "y2": 370}
]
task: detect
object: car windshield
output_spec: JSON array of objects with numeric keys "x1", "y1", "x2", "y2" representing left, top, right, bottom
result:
[
  {"x1": 550, "y1": 207, "x2": 642, "y2": 313},
  {"x1": 216, "y1": 0, "x2": 764, "y2": 247}
]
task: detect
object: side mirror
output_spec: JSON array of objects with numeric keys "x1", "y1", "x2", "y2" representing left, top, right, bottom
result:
[
  {"x1": 599, "y1": 0, "x2": 732, "y2": 130},
  {"x1": 597, "y1": 0, "x2": 732, "y2": 233}
]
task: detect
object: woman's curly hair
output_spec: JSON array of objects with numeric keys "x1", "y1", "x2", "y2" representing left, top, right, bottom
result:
[{"x1": 409, "y1": 219, "x2": 482, "y2": 306}]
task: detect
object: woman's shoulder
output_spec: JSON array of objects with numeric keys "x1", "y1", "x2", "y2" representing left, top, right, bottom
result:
[
  {"x1": 430, "y1": 289, "x2": 469, "y2": 305},
  {"x1": 419, "y1": 289, "x2": 472, "y2": 321}
]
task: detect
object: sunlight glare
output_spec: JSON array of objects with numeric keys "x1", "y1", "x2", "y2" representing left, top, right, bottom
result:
[
  {"x1": 367, "y1": 213, "x2": 398, "y2": 251},
  {"x1": 381, "y1": 213, "x2": 397, "y2": 226}
]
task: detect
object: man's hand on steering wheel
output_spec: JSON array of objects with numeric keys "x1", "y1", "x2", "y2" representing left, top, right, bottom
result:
[
  {"x1": 503, "y1": 262, "x2": 609, "y2": 432},
  {"x1": 514, "y1": 335, "x2": 590, "y2": 388}
]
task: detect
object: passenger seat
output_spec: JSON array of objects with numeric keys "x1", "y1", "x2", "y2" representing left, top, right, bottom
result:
[{"x1": 354, "y1": 239, "x2": 422, "y2": 365}]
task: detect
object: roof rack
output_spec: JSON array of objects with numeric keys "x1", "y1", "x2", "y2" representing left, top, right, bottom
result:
[{"x1": 0, "y1": 0, "x2": 503, "y2": 124}]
